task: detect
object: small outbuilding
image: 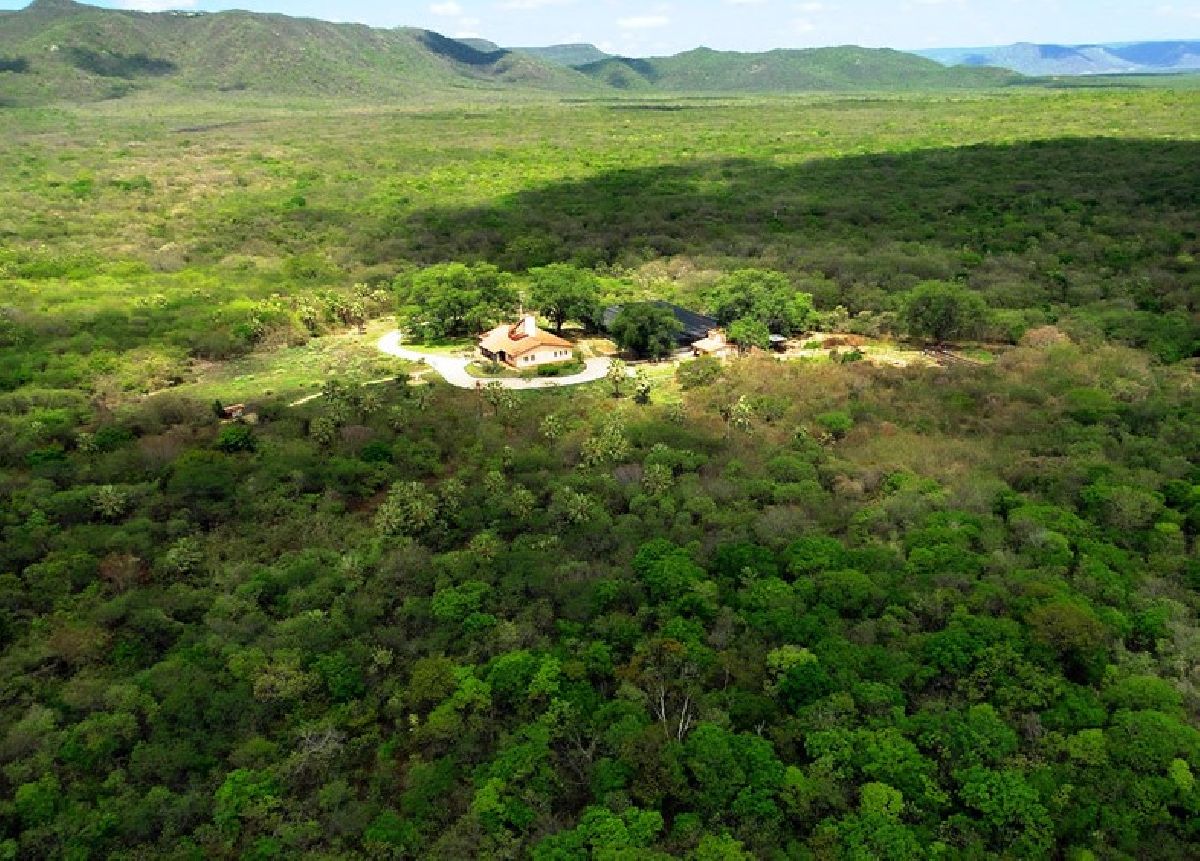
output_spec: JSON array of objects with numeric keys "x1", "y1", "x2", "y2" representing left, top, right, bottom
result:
[{"x1": 692, "y1": 329, "x2": 736, "y2": 359}]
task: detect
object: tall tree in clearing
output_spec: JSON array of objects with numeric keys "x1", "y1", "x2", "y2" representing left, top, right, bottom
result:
[
  {"x1": 528, "y1": 263, "x2": 602, "y2": 334},
  {"x1": 609, "y1": 303, "x2": 684, "y2": 359},
  {"x1": 903, "y1": 280, "x2": 991, "y2": 344}
]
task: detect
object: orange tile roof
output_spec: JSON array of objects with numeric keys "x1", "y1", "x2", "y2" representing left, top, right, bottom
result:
[{"x1": 479, "y1": 316, "x2": 572, "y2": 358}]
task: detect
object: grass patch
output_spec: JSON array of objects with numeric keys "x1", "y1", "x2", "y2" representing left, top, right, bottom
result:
[
  {"x1": 962, "y1": 347, "x2": 997, "y2": 363},
  {"x1": 167, "y1": 320, "x2": 407, "y2": 404},
  {"x1": 404, "y1": 337, "x2": 476, "y2": 357},
  {"x1": 466, "y1": 361, "x2": 522, "y2": 379}
]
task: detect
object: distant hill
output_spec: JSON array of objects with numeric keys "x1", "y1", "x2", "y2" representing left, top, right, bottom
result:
[
  {"x1": 0, "y1": 0, "x2": 1019, "y2": 105},
  {"x1": 513, "y1": 44, "x2": 612, "y2": 67},
  {"x1": 577, "y1": 46, "x2": 1016, "y2": 92},
  {"x1": 456, "y1": 38, "x2": 502, "y2": 53},
  {"x1": 918, "y1": 41, "x2": 1200, "y2": 76},
  {"x1": 453, "y1": 40, "x2": 610, "y2": 68},
  {"x1": 0, "y1": 0, "x2": 595, "y2": 104}
]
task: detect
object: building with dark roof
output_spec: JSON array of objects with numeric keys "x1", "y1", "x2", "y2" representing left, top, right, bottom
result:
[{"x1": 602, "y1": 301, "x2": 720, "y2": 346}]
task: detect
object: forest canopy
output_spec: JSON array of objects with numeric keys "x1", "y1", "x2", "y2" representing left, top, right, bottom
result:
[{"x1": 0, "y1": 86, "x2": 1197, "y2": 859}]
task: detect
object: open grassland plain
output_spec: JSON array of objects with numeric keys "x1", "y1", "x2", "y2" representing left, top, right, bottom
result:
[{"x1": 1, "y1": 86, "x2": 1200, "y2": 860}]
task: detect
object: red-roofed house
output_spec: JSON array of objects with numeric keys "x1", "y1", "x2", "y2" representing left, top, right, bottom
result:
[{"x1": 478, "y1": 315, "x2": 575, "y2": 370}]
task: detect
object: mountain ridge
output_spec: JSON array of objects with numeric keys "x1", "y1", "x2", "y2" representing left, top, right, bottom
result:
[
  {"x1": 577, "y1": 45, "x2": 1016, "y2": 92},
  {"x1": 513, "y1": 43, "x2": 612, "y2": 67},
  {"x1": 918, "y1": 40, "x2": 1200, "y2": 75},
  {"x1": 0, "y1": 0, "x2": 597, "y2": 103},
  {"x1": 0, "y1": 0, "x2": 1019, "y2": 104}
]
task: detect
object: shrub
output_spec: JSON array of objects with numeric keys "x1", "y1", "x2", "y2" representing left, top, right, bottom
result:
[
  {"x1": 676, "y1": 356, "x2": 723, "y2": 389},
  {"x1": 816, "y1": 411, "x2": 853, "y2": 439},
  {"x1": 215, "y1": 424, "x2": 257, "y2": 453}
]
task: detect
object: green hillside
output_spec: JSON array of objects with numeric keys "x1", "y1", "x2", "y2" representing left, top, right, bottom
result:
[
  {"x1": 580, "y1": 46, "x2": 1018, "y2": 92},
  {"x1": 514, "y1": 43, "x2": 612, "y2": 67},
  {"x1": 0, "y1": 1, "x2": 1020, "y2": 105},
  {"x1": 0, "y1": 0, "x2": 595, "y2": 104}
]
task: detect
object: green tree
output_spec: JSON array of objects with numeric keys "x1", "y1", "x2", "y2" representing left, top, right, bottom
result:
[
  {"x1": 375, "y1": 481, "x2": 440, "y2": 537},
  {"x1": 830, "y1": 782, "x2": 922, "y2": 861},
  {"x1": 215, "y1": 423, "x2": 257, "y2": 453},
  {"x1": 214, "y1": 769, "x2": 280, "y2": 839},
  {"x1": 902, "y1": 281, "x2": 989, "y2": 344},
  {"x1": 633, "y1": 370, "x2": 652, "y2": 404},
  {"x1": 680, "y1": 723, "x2": 786, "y2": 841},
  {"x1": 580, "y1": 414, "x2": 630, "y2": 467},
  {"x1": 816, "y1": 410, "x2": 853, "y2": 440},
  {"x1": 14, "y1": 775, "x2": 61, "y2": 827},
  {"x1": 633, "y1": 540, "x2": 705, "y2": 602},
  {"x1": 532, "y1": 806, "x2": 664, "y2": 859},
  {"x1": 539, "y1": 413, "x2": 564, "y2": 442},
  {"x1": 607, "y1": 358, "x2": 628, "y2": 398},
  {"x1": 728, "y1": 317, "x2": 771, "y2": 352},
  {"x1": 396, "y1": 263, "x2": 517, "y2": 339},
  {"x1": 693, "y1": 833, "x2": 754, "y2": 860},
  {"x1": 721, "y1": 396, "x2": 755, "y2": 436},
  {"x1": 166, "y1": 450, "x2": 238, "y2": 525},
  {"x1": 958, "y1": 767, "x2": 1053, "y2": 857},
  {"x1": 609, "y1": 303, "x2": 682, "y2": 359},
  {"x1": 529, "y1": 263, "x2": 601, "y2": 334},
  {"x1": 91, "y1": 484, "x2": 131, "y2": 519},
  {"x1": 1028, "y1": 600, "x2": 1108, "y2": 661},
  {"x1": 708, "y1": 269, "x2": 815, "y2": 335}
]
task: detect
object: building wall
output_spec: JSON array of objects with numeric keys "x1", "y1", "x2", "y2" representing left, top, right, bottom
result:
[{"x1": 511, "y1": 346, "x2": 572, "y2": 368}]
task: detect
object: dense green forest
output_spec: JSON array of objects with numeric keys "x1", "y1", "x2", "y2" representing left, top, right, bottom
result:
[{"x1": 1, "y1": 83, "x2": 1199, "y2": 860}]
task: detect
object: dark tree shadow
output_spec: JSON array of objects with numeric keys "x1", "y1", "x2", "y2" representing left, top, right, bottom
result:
[
  {"x1": 67, "y1": 48, "x2": 176, "y2": 79},
  {"x1": 366, "y1": 138, "x2": 1198, "y2": 284},
  {"x1": 416, "y1": 30, "x2": 511, "y2": 68},
  {"x1": 340, "y1": 136, "x2": 1198, "y2": 356},
  {"x1": 0, "y1": 57, "x2": 30, "y2": 74},
  {"x1": 197, "y1": 136, "x2": 1198, "y2": 353}
]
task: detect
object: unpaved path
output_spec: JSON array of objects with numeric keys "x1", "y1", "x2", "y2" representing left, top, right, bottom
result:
[{"x1": 376, "y1": 331, "x2": 618, "y2": 390}]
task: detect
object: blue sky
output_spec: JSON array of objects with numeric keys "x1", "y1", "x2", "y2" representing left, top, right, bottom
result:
[{"x1": 4, "y1": 1, "x2": 1199, "y2": 54}]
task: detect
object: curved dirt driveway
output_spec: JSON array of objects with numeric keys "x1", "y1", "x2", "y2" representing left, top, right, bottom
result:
[{"x1": 377, "y1": 331, "x2": 618, "y2": 390}]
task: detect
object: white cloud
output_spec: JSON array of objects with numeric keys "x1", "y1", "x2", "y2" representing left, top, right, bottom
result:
[
  {"x1": 430, "y1": 2, "x2": 463, "y2": 16},
  {"x1": 1155, "y1": 3, "x2": 1200, "y2": 18},
  {"x1": 792, "y1": 17, "x2": 816, "y2": 33},
  {"x1": 498, "y1": 0, "x2": 572, "y2": 9},
  {"x1": 114, "y1": 0, "x2": 198, "y2": 10},
  {"x1": 618, "y1": 15, "x2": 670, "y2": 29},
  {"x1": 726, "y1": 0, "x2": 768, "y2": 5}
]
